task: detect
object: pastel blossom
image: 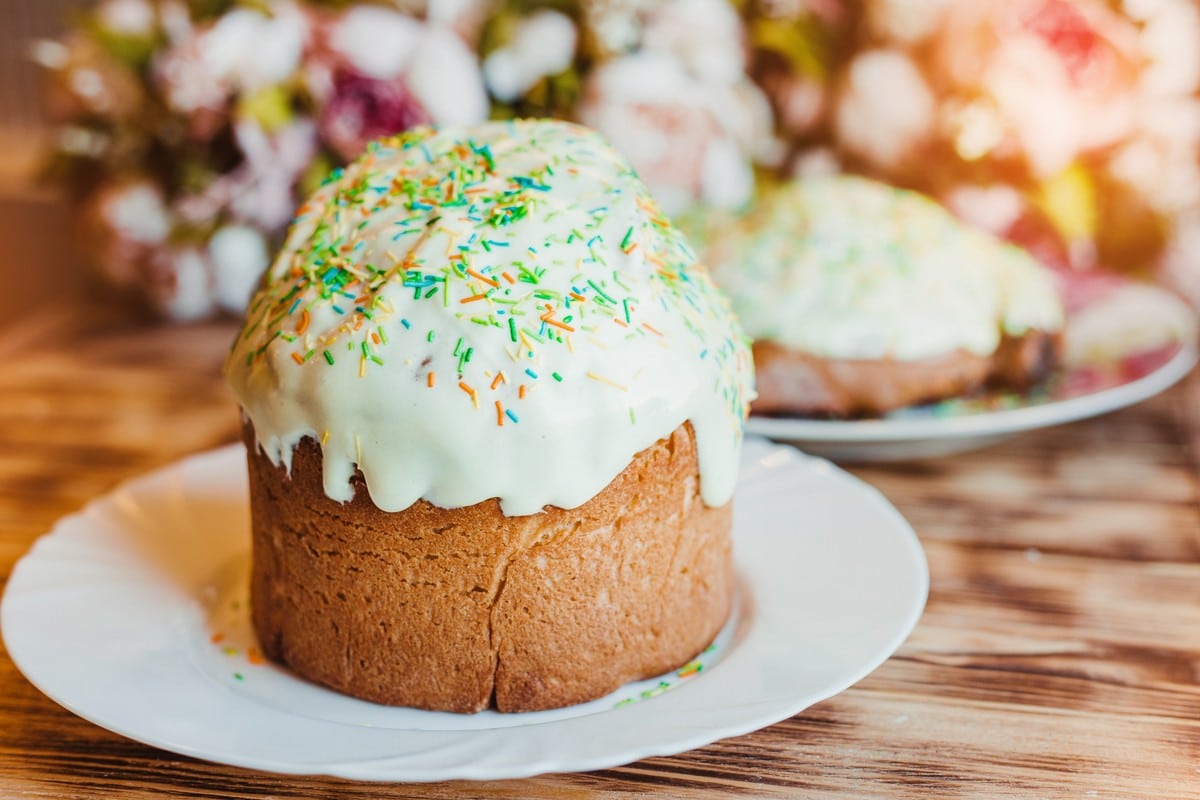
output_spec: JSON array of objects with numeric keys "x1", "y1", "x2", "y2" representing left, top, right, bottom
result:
[
  {"x1": 834, "y1": 49, "x2": 934, "y2": 173},
  {"x1": 580, "y1": 51, "x2": 771, "y2": 215},
  {"x1": 1159, "y1": 211, "x2": 1200, "y2": 308},
  {"x1": 583, "y1": 0, "x2": 658, "y2": 58},
  {"x1": 95, "y1": 0, "x2": 156, "y2": 36},
  {"x1": 642, "y1": 0, "x2": 746, "y2": 85},
  {"x1": 943, "y1": 184, "x2": 1026, "y2": 236},
  {"x1": 325, "y1": 5, "x2": 488, "y2": 126},
  {"x1": 154, "y1": 2, "x2": 308, "y2": 113},
  {"x1": 80, "y1": 179, "x2": 172, "y2": 290},
  {"x1": 865, "y1": 0, "x2": 953, "y2": 43},
  {"x1": 483, "y1": 10, "x2": 577, "y2": 102},
  {"x1": 210, "y1": 225, "x2": 271, "y2": 313},
  {"x1": 320, "y1": 70, "x2": 430, "y2": 161},
  {"x1": 146, "y1": 246, "x2": 216, "y2": 321},
  {"x1": 227, "y1": 119, "x2": 319, "y2": 230},
  {"x1": 1107, "y1": 96, "x2": 1200, "y2": 214},
  {"x1": 1128, "y1": 0, "x2": 1200, "y2": 96},
  {"x1": 931, "y1": 0, "x2": 1142, "y2": 176}
]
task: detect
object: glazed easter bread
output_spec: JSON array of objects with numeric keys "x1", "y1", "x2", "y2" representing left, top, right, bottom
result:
[
  {"x1": 709, "y1": 176, "x2": 1063, "y2": 416},
  {"x1": 225, "y1": 120, "x2": 753, "y2": 712}
]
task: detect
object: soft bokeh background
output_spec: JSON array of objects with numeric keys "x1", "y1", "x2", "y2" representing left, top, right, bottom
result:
[
  {"x1": 3, "y1": 0, "x2": 1200, "y2": 326},
  {"x1": 0, "y1": 0, "x2": 88, "y2": 324}
]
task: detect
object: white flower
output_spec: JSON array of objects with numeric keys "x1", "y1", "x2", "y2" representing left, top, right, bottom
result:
[
  {"x1": 866, "y1": 0, "x2": 953, "y2": 44},
  {"x1": 95, "y1": 0, "x2": 156, "y2": 36},
  {"x1": 584, "y1": 0, "x2": 657, "y2": 58},
  {"x1": 483, "y1": 10, "x2": 577, "y2": 102},
  {"x1": 1135, "y1": 0, "x2": 1200, "y2": 96},
  {"x1": 790, "y1": 147, "x2": 841, "y2": 178},
  {"x1": 227, "y1": 118, "x2": 318, "y2": 230},
  {"x1": 427, "y1": 0, "x2": 493, "y2": 42},
  {"x1": 642, "y1": 0, "x2": 745, "y2": 85},
  {"x1": 105, "y1": 181, "x2": 171, "y2": 245},
  {"x1": 834, "y1": 49, "x2": 934, "y2": 172},
  {"x1": 943, "y1": 184, "x2": 1025, "y2": 235},
  {"x1": 30, "y1": 40, "x2": 69, "y2": 70},
  {"x1": 1160, "y1": 211, "x2": 1200, "y2": 309},
  {"x1": 155, "y1": 1, "x2": 307, "y2": 112},
  {"x1": 580, "y1": 51, "x2": 771, "y2": 215},
  {"x1": 769, "y1": 74, "x2": 826, "y2": 137},
  {"x1": 209, "y1": 225, "x2": 269, "y2": 313},
  {"x1": 1108, "y1": 97, "x2": 1200, "y2": 213},
  {"x1": 699, "y1": 136, "x2": 754, "y2": 211},
  {"x1": 82, "y1": 179, "x2": 172, "y2": 290},
  {"x1": 202, "y1": 3, "x2": 306, "y2": 93},
  {"x1": 157, "y1": 0, "x2": 193, "y2": 44},
  {"x1": 57, "y1": 126, "x2": 109, "y2": 158},
  {"x1": 147, "y1": 247, "x2": 216, "y2": 322},
  {"x1": 155, "y1": 41, "x2": 226, "y2": 112},
  {"x1": 405, "y1": 28, "x2": 489, "y2": 125},
  {"x1": 172, "y1": 119, "x2": 316, "y2": 233},
  {"x1": 327, "y1": 7, "x2": 488, "y2": 125},
  {"x1": 329, "y1": 6, "x2": 423, "y2": 80}
]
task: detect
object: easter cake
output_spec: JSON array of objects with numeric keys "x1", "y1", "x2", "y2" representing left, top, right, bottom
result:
[
  {"x1": 225, "y1": 120, "x2": 753, "y2": 713},
  {"x1": 707, "y1": 175, "x2": 1063, "y2": 416}
]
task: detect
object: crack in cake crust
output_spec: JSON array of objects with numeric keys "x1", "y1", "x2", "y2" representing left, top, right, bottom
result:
[{"x1": 244, "y1": 421, "x2": 733, "y2": 713}]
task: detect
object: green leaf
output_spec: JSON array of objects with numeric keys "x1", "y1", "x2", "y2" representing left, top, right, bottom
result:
[
  {"x1": 749, "y1": 17, "x2": 828, "y2": 79},
  {"x1": 237, "y1": 85, "x2": 294, "y2": 132}
]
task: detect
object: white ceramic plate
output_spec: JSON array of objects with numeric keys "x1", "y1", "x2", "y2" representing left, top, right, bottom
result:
[
  {"x1": 747, "y1": 341, "x2": 1198, "y2": 462},
  {"x1": 2, "y1": 437, "x2": 927, "y2": 782}
]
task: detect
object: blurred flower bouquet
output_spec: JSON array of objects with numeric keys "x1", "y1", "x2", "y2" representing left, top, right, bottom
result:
[
  {"x1": 37, "y1": 0, "x2": 1200, "y2": 319},
  {"x1": 37, "y1": 0, "x2": 489, "y2": 319},
  {"x1": 812, "y1": 0, "x2": 1200, "y2": 307}
]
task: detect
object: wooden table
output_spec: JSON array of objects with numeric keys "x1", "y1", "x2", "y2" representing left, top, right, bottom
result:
[{"x1": 2, "y1": 300, "x2": 1200, "y2": 799}]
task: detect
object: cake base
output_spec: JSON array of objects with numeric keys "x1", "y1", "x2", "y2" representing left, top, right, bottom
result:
[
  {"x1": 244, "y1": 421, "x2": 733, "y2": 713},
  {"x1": 751, "y1": 331, "x2": 1061, "y2": 417}
]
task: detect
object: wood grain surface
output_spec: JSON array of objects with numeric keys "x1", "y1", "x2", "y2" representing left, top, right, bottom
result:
[{"x1": 2, "y1": 301, "x2": 1199, "y2": 800}]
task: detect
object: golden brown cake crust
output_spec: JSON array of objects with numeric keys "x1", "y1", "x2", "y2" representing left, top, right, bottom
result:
[
  {"x1": 750, "y1": 330, "x2": 1061, "y2": 417},
  {"x1": 244, "y1": 421, "x2": 733, "y2": 713}
]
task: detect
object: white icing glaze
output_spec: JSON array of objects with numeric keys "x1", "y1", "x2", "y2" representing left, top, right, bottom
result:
[
  {"x1": 707, "y1": 175, "x2": 1064, "y2": 361},
  {"x1": 226, "y1": 119, "x2": 752, "y2": 516}
]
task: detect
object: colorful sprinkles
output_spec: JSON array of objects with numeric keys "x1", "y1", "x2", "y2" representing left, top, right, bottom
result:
[{"x1": 231, "y1": 119, "x2": 751, "y2": 433}]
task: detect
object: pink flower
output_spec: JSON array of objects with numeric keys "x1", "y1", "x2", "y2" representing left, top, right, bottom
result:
[
  {"x1": 580, "y1": 51, "x2": 773, "y2": 215},
  {"x1": 77, "y1": 179, "x2": 172, "y2": 290},
  {"x1": 153, "y1": 2, "x2": 308, "y2": 115},
  {"x1": 316, "y1": 5, "x2": 487, "y2": 127},
  {"x1": 483, "y1": 9, "x2": 577, "y2": 102},
  {"x1": 759, "y1": 70, "x2": 826, "y2": 138},
  {"x1": 319, "y1": 69, "x2": 431, "y2": 161},
  {"x1": 209, "y1": 225, "x2": 270, "y2": 313},
  {"x1": 931, "y1": 0, "x2": 1142, "y2": 176},
  {"x1": 833, "y1": 49, "x2": 935, "y2": 173},
  {"x1": 145, "y1": 246, "x2": 216, "y2": 321},
  {"x1": 1160, "y1": 211, "x2": 1200, "y2": 309},
  {"x1": 229, "y1": 119, "x2": 318, "y2": 230},
  {"x1": 578, "y1": 0, "x2": 775, "y2": 216},
  {"x1": 175, "y1": 118, "x2": 318, "y2": 232}
]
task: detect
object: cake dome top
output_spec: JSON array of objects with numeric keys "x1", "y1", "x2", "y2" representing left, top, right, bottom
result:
[
  {"x1": 226, "y1": 119, "x2": 752, "y2": 515},
  {"x1": 707, "y1": 175, "x2": 1064, "y2": 361}
]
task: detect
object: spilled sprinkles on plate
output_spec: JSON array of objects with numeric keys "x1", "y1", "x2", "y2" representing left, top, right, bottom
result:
[{"x1": 226, "y1": 119, "x2": 753, "y2": 515}]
